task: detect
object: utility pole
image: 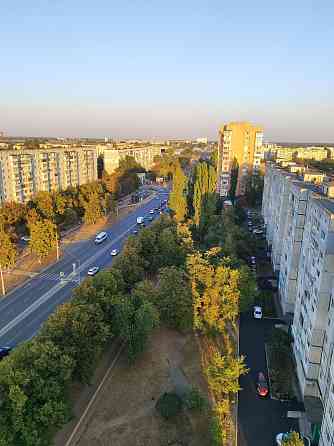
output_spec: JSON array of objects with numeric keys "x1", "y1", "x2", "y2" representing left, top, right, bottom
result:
[
  {"x1": 55, "y1": 232, "x2": 59, "y2": 261},
  {"x1": 0, "y1": 264, "x2": 6, "y2": 296}
]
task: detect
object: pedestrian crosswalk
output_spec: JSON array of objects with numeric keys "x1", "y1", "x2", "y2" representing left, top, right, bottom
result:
[{"x1": 37, "y1": 271, "x2": 80, "y2": 283}]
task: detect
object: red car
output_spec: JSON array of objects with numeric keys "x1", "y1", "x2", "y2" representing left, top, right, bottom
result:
[{"x1": 256, "y1": 372, "x2": 269, "y2": 397}]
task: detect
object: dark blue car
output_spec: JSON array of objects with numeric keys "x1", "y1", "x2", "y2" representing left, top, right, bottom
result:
[{"x1": 0, "y1": 347, "x2": 11, "y2": 360}]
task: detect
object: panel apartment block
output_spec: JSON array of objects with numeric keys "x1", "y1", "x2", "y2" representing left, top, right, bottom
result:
[
  {"x1": 292, "y1": 196, "x2": 334, "y2": 398},
  {"x1": 279, "y1": 181, "x2": 320, "y2": 314},
  {"x1": 0, "y1": 147, "x2": 97, "y2": 203},
  {"x1": 103, "y1": 145, "x2": 166, "y2": 174},
  {"x1": 216, "y1": 121, "x2": 263, "y2": 197}
]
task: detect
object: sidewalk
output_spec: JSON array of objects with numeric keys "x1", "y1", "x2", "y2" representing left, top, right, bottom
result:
[{"x1": 2, "y1": 190, "x2": 155, "y2": 295}]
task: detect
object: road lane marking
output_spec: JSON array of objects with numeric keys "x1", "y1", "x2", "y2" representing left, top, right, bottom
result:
[{"x1": 0, "y1": 223, "x2": 137, "y2": 339}]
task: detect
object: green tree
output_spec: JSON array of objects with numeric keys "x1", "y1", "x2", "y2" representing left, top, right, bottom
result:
[
  {"x1": 192, "y1": 161, "x2": 217, "y2": 228},
  {"x1": 169, "y1": 162, "x2": 188, "y2": 222},
  {"x1": 229, "y1": 158, "x2": 239, "y2": 201},
  {"x1": 0, "y1": 231, "x2": 17, "y2": 269},
  {"x1": 114, "y1": 294, "x2": 159, "y2": 362},
  {"x1": 112, "y1": 238, "x2": 146, "y2": 288},
  {"x1": 0, "y1": 340, "x2": 74, "y2": 446},
  {"x1": 155, "y1": 266, "x2": 193, "y2": 331},
  {"x1": 39, "y1": 301, "x2": 110, "y2": 383},
  {"x1": 29, "y1": 219, "x2": 57, "y2": 260}
]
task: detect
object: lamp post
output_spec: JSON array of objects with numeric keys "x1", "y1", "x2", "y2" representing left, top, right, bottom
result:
[{"x1": 0, "y1": 264, "x2": 5, "y2": 296}]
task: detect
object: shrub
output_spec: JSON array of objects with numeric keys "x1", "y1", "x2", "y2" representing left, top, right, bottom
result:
[
  {"x1": 183, "y1": 387, "x2": 207, "y2": 412},
  {"x1": 156, "y1": 392, "x2": 183, "y2": 419}
]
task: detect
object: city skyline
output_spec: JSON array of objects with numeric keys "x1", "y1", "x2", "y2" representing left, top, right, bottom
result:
[{"x1": 1, "y1": 1, "x2": 334, "y2": 141}]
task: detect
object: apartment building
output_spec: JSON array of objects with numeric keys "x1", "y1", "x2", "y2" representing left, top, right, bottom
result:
[
  {"x1": 103, "y1": 145, "x2": 166, "y2": 174},
  {"x1": 262, "y1": 164, "x2": 334, "y2": 445},
  {"x1": 292, "y1": 195, "x2": 334, "y2": 399},
  {"x1": 279, "y1": 181, "x2": 321, "y2": 314},
  {"x1": 0, "y1": 147, "x2": 97, "y2": 203},
  {"x1": 216, "y1": 121, "x2": 263, "y2": 197}
]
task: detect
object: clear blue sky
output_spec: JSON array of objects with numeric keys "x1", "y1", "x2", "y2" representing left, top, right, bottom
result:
[{"x1": 1, "y1": 1, "x2": 333, "y2": 141}]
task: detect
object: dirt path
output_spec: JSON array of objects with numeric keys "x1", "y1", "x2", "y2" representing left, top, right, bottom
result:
[{"x1": 56, "y1": 328, "x2": 211, "y2": 446}]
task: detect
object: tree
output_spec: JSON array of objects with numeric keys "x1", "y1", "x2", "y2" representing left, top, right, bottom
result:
[
  {"x1": 112, "y1": 238, "x2": 146, "y2": 288},
  {"x1": 206, "y1": 351, "x2": 249, "y2": 396},
  {"x1": 229, "y1": 158, "x2": 239, "y2": 201},
  {"x1": 281, "y1": 432, "x2": 304, "y2": 446},
  {"x1": 192, "y1": 162, "x2": 217, "y2": 228},
  {"x1": 0, "y1": 340, "x2": 74, "y2": 446},
  {"x1": 29, "y1": 219, "x2": 57, "y2": 260},
  {"x1": 156, "y1": 392, "x2": 183, "y2": 419},
  {"x1": 169, "y1": 162, "x2": 188, "y2": 222},
  {"x1": 155, "y1": 266, "x2": 193, "y2": 331},
  {"x1": 39, "y1": 301, "x2": 111, "y2": 383},
  {"x1": 0, "y1": 231, "x2": 17, "y2": 268},
  {"x1": 30, "y1": 191, "x2": 55, "y2": 220}
]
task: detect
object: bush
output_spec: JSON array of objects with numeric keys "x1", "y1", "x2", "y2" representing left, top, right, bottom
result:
[
  {"x1": 156, "y1": 392, "x2": 183, "y2": 419},
  {"x1": 183, "y1": 387, "x2": 207, "y2": 412},
  {"x1": 209, "y1": 415, "x2": 224, "y2": 446}
]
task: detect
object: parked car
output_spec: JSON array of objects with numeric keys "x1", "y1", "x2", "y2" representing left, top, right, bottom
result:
[
  {"x1": 253, "y1": 229, "x2": 264, "y2": 235},
  {"x1": 251, "y1": 256, "x2": 256, "y2": 264},
  {"x1": 132, "y1": 229, "x2": 138, "y2": 235},
  {"x1": 276, "y1": 432, "x2": 310, "y2": 446},
  {"x1": 87, "y1": 266, "x2": 100, "y2": 276},
  {"x1": 21, "y1": 236, "x2": 31, "y2": 242},
  {"x1": 110, "y1": 249, "x2": 119, "y2": 256},
  {"x1": 253, "y1": 306, "x2": 263, "y2": 319},
  {"x1": 149, "y1": 216, "x2": 153, "y2": 221},
  {"x1": 256, "y1": 372, "x2": 269, "y2": 397},
  {"x1": 149, "y1": 209, "x2": 154, "y2": 214},
  {"x1": 0, "y1": 347, "x2": 11, "y2": 360}
]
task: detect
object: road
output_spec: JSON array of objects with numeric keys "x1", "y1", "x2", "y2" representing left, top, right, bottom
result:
[
  {"x1": 238, "y1": 312, "x2": 298, "y2": 446},
  {"x1": 0, "y1": 188, "x2": 169, "y2": 347}
]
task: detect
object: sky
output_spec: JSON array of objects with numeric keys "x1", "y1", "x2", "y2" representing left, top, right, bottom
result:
[{"x1": 0, "y1": 1, "x2": 333, "y2": 141}]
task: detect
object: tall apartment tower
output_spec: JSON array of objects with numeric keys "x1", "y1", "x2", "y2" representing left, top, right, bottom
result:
[{"x1": 216, "y1": 121, "x2": 263, "y2": 197}]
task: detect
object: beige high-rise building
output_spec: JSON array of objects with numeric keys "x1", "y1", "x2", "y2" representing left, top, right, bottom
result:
[
  {"x1": 0, "y1": 147, "x2": 97, "y2": 203},
  {"x1": 216, "y1": 121, "x2": 263, "y2": 197}
]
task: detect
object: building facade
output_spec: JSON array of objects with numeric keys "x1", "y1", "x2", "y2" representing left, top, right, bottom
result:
[
  {"x1": 216, "y1": 121, "x2": 263, "y2": 197},
  {"x1": 103, "y1": 145, "x2": 166, "y2": 174},
  {"x1": 0, "y1": 147, "x2": 97, "y2": 203},
  {"x1": 262, "y1": 162, "x2": 334, "y2": 446}
]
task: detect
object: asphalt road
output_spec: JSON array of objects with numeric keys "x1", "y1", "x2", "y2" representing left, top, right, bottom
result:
[
  {"x1": 238, "y1": 313, "x2": 298, "y2": 446},
  {"x1": 0, "y1": 188, "x2": 169, "y2": 347}
]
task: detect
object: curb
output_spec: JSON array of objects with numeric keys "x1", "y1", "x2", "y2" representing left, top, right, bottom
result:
[{"x1": 2, "y1": 192, "x2": 159, "y2": 299}]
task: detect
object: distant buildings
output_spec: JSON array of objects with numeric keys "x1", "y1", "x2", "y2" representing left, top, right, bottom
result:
[
  {"x1": 0, "y1": 146, "x2": 97, "y2": 203},
  {"x1": 216, "y1": 121, "x2": 264, "y2": 197},
  {"x1": 103, "y1": 145, "x2": 166, "y2": 174}
]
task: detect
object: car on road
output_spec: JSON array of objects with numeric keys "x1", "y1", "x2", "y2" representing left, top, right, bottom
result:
[
  {"x1": 94, "y1": 232, "x2": 108, "y2": 244},
  {"x1": 276, "y1": 432, "x2": 311, "y2": 446},
  {"x1": 256, "y1": 372, "x2": 269, "y2": 397},
  {"x1": 87, "y1": 266, "x2": 100, "y2": 276},
  {"x1": 110, "y1": 249, "x2": 119, "y2": 256},
  {"x1": 149, "y1": 209, "x2": 154, "y2": 214},
  {"x1": 0, "y1": 347, "x2": 11, "y2": 360},
  {"x1": 132, "y1": 229, "x2": 138, "y2": 235},
  {"x1": 253, "y1": 306, "x2": 263, "y2": 319}
]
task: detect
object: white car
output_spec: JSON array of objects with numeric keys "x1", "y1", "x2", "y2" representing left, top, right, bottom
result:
[
  {"x1": 87, "y1": 267, "x2": 100, "y2": 276},
  {"x1": 253, "y1": 229, "x2": 264, "y2": 235},
  {"x1": 149, "y1": 209, "x2": 154, "y2": 214},
  {"x1": 276, "y1": 433, "x2": 310, "y2": 446},
  {"x1": 110, "y1": 249, "x2": 119, "y2": 256},
  {"x1": 251, "y1": 256, "x2": 256, "y2": 264},
  {"x1": 253, "y1": 306, "x2": 263, "y2": 319}
]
